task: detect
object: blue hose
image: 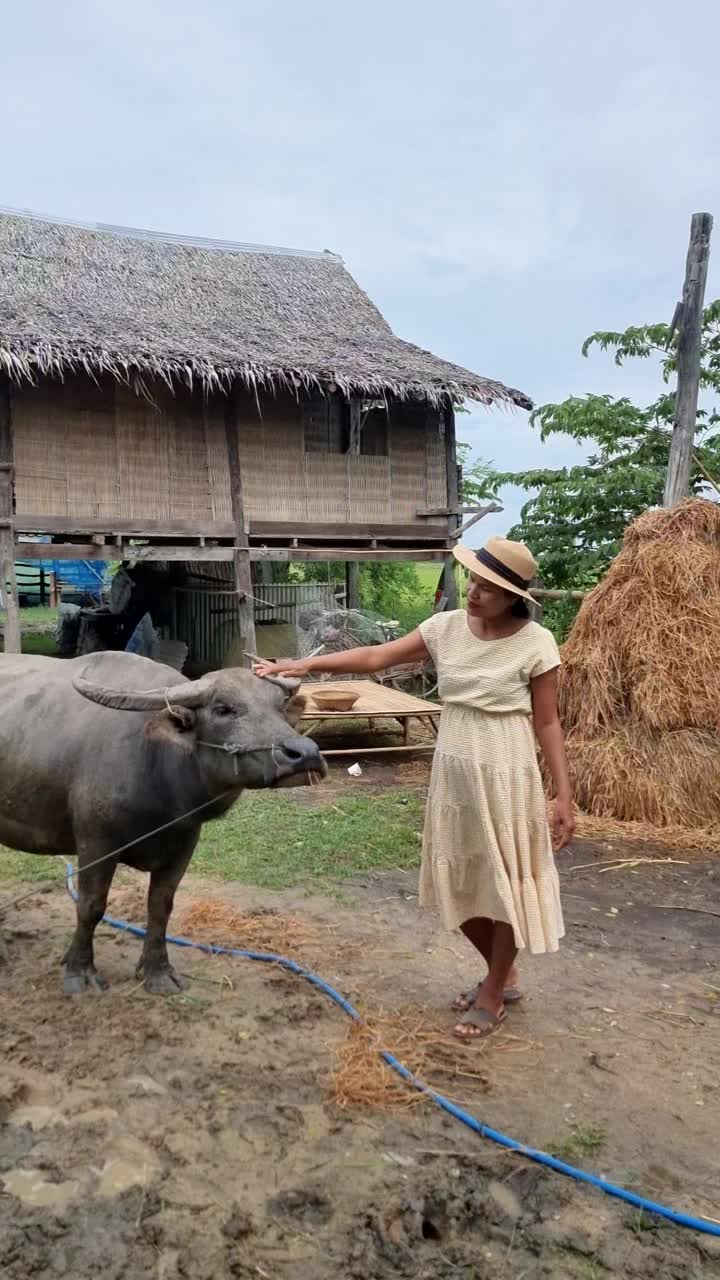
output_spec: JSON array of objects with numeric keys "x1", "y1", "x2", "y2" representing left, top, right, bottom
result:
[{"x1": 63, "y1": 861, "x2": 719, "y2": 1239}]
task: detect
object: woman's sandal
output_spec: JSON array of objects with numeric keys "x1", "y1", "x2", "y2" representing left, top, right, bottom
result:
[
  {"x1": 451, "y1": 985, "x2": 522, "y2": 1014},
  {"x1": 453, "y1": 1008, "x2": 506, "y2": 1041}
]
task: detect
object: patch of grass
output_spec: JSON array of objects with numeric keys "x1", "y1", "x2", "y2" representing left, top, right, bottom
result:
[
  {"x1": 194, "y1": 789, "x2": 425, "y2": 890},
  {"x1": 19, "y1": 606, "x2": 58, "y2": 627},
  {"x1": 624, "y1": 1210, "x2": 659, "y2": 1237},
  {"x1": 579, "y1": 1263, "x2": 608, "y2": 1280},
  {"x1": 546, "y1": 1125, "x2": 607, "y2": 1162},
  {"x1": 0, "y1": 790, "x2": 425, "y2": 893},
  {"x1": 0, "y1": 851, "x2": 65, "y2": 886},
  {"x1": 20, "y1": 633, "x2": 58, "y2": 656}
]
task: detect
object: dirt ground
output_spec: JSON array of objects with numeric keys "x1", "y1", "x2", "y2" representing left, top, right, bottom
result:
[{"x1": 1, "y1": 763, "x2": 719, "y2": 1279}]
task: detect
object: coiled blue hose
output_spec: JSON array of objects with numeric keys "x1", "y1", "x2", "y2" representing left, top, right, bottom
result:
[{"x1": 63, "y1": 861, "x2": 719, "y2": 1239}]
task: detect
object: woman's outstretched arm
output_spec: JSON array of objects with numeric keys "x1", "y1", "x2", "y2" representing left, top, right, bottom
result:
[{"x1": 253, "y1": 629, "x2": 430, "y2": 680}]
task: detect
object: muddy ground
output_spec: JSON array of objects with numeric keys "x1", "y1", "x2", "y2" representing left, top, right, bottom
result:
[{"x1": 1, "y1": 764, "x2": 719, "y2": 1278}]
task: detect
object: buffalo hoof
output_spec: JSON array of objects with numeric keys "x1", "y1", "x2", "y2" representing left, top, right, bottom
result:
[
  {"x1": 143, "y1": 967, "x2": 188, "y2": 995},
  {"x1": 63, "y1": 967, "x2": 110, "y2": 996}
]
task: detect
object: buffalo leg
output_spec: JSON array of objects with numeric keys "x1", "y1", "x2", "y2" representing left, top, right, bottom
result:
[
  {"x1": 63, "y1": 856, "x2": 117, "y2": 995},
  {"x1": 137, "y1": 843, "x2": 196, "y2": 995}
]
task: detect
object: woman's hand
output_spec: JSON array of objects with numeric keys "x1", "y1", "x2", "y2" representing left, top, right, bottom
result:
[
  {"x1": 253, "y1": 658, "x2": 312, "y2": 680},
  {"x1": 552, "y1": 797, "x2": 575, "y2": 851}
]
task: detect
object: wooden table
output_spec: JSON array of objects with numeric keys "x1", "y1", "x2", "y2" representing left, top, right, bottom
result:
[{"x1": 299, "y1": 680, "x2": 440, "y2": 756}]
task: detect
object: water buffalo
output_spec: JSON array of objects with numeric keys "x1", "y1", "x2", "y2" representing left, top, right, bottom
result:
[{"x1": 0, "y1": 651, "x2": 325, "y2": 995}]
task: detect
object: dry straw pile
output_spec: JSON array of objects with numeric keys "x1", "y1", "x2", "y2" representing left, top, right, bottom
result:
[{"x1": 558, "y1": 498, "x2": 720, "y2": 829}]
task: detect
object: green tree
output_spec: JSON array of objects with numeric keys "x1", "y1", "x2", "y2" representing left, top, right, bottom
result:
[
  {"x1": 490, "y1": 302, "x2": 720, "y2": 590},
  {"x1": 457, "y1": 442, "x2": 501, "y2": 505}
]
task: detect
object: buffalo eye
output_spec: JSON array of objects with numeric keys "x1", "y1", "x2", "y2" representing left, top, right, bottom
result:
[{"x1": 212, "y1": 703, "x2": 235, "y2": 718}]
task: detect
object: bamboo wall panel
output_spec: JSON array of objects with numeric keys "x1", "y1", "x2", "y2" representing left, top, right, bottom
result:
[
  {"x1": 115, "y1": 382, "x2": 172, "y2": 521},
  {"x1": 348, "y1": 455, "x2": 391, "y2": 521},
  {"x1": 167, "y1": 389, "x2": 217, "y2": 521},
  {"x1": 305, "y1": 453, "x2": 350, "y2": 522},
  {"x1": 425, "y1": 408, "x2": 447, "y2": 522},
  {"x1": 13, "y1": 377, "x2": 117, "y2": 517},
  {"x1": 390, "y1": 404, "x2": 428, "y2": 522},
  {"x1": 12, "y1": 377, "x2": 449, "y2": 530},
  {"x1": 204, "y1": 400, "x2": 233, "y2": 522},
  {"x1": 235, "y1": 389, "x2": 302, "y2": 519},
  {"x1": 237, "y1": 391, "x2": 308, "y2": 521}
]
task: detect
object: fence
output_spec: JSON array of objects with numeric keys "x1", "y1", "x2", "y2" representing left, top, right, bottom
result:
[{"x1": 15, "y1": 563, "x2": 54, "y2": 607}]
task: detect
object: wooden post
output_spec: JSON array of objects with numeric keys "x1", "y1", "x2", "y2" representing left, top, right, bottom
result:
[
  {"x1": 663, "y1": 212, "x2": 713, "y2": 507},
  {"x1": 0, "y1": 375, "x2": 21, "y2": 653},
  {"x1": 346, "y1": 561, "x2": 359, "y2": 610},
  {"x1": 224, "y1": 387, "x2": 256, "y2": 665},
  {"x1": 440, "y1": 401, "x2": 459, "y2": 611},
  {"x1": 256, "y1": 560, "x2": 273, "y2": 588}
]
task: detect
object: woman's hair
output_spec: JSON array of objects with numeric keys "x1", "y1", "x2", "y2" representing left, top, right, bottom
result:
[{"x1": 510, "y1": 597, "x2": 530, "y2": 618}]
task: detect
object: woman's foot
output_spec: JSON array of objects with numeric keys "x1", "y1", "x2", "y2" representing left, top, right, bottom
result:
[
  {"x1": 451, "y1": 973, "x2": 522, "y2": 1014},
  {"x1": 453, "y1": 979, "x2": 507, "y2": 1040},
  {"x1": 453, "y1": 1006, "x2": 506, "y2": 1041}
]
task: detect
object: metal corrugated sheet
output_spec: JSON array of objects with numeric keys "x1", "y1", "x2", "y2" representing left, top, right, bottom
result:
[
  {"x1": 252, "y1": 582, "x2": 338, "y2": 623},
  {"x1": 175, "y1": 582, "x2": 339, "y2": 669}
]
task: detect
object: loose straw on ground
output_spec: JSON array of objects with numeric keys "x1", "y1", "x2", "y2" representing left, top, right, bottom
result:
[{"x1": 330, "y1": 1005, "x2": 537, "y2": 1112}]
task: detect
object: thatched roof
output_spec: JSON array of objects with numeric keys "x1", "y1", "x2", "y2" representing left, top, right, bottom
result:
[{"x1": 0, "y1": 208, "x2": 531, "y2": 410}]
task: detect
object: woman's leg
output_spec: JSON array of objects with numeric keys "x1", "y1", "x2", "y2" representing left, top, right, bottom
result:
[
  {"x1": 454, "y1": 921, "x2": 518, "y2": 1039},
  {"x1": 452, "y1": 917, "x2": 520, "y2": 1011}
]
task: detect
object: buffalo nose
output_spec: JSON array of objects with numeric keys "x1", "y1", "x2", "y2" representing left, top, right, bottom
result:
[{"x1": 276, "y1": 736, "x2": 323, "y2": 771}]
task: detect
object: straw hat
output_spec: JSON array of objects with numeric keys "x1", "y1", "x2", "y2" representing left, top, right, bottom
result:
[{"x1": 453, "y1": 536, "x2": 537, "y2": 602}]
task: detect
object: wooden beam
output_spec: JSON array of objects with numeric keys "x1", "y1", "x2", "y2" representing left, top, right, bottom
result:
[
  {"x1": 248, "y1": 520, "x2": 448, "y2": 542},
  {"x1": 13, "y1": 514, "x2": 450, "y2": 545},
  {"x1": 14, "y1": 542, "x2": 235, "y2": 562},
  {"x1": 451, "y1": 501, "x2": 503, "y2": 540},
  {"x1": 416, "y1": 505, "x2": 491, "y2": 517},
  {"x1": 0, "y1": 376, "x2": 21, "y2": 653},
  {"x1": 225, "y1": 389, "x2": 256, "y2": 663},
  {"x1": 252, "y1": 547, "x2": 450, "y2": 563},
  {"x1": 128, "y1": 545, "x2": 235, "y2": 563},
  {"x1": 16, "y1": 542, "x2": 451, "y2": 565},
  {"x1": 440, "y1": 402, "x2": 459, "y2": 611},
  {"x1": 530, "y1": 588, "x2": 587, "y2": 601},
  {"x1": 14, "y1": 514, "x2": 236, "y2": 538},
  {"x1": 664, "y1": 212, "x2": 713, "y2": 507}
]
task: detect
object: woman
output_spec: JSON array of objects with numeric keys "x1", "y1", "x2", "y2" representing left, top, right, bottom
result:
[{"x1": 255, "y1": 536, "x2": 574, "y2": 1041}]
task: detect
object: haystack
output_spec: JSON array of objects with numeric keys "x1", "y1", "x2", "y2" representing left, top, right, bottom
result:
[{"x1": 558, "y1": 498, "x2": 720, "y2": 828}]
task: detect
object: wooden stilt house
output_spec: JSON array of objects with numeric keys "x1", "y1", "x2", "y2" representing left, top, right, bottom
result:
[{"x1": 0, "y1": 208, "x2": 530, "y2": 657}]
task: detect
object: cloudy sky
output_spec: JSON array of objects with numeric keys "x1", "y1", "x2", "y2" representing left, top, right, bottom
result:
[{"x1": 3, "y1": 0, "x2": 719, "y2": 536}]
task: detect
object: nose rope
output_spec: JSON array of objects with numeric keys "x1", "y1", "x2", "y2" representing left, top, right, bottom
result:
[{"x1": 195, "y1": 740, "x2": 282, "y2": 779}]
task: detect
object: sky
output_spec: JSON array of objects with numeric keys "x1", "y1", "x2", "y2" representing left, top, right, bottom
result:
[{"x1": 3, "y1": 0, "x2": 720, "y2": 539}]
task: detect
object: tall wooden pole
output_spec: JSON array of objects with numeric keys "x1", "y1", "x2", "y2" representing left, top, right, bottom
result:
[
  {"x1": 345, "y1": 561, "x2": 359, "y2": 610},
  {"x1": 224, "y1": 386, "x2": 256, "y2": 665},
  {"x1": 0, "y1": 375, "x2": 21, "y2": 654},
  {"x1": 440, "y1": 401, "x2": 459, "y2": 610},
  {"x1": 663, "y1": 212, "x2": 713, "y2": 507}
]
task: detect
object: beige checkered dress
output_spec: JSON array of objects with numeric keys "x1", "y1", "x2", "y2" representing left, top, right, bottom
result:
[{"x1": 418, "y1": 611, "x2": 565, "y2": 954}]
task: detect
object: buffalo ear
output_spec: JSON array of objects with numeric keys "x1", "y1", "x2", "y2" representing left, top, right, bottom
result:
[
  {"x1": 144, "y1": 707, "x2": 197, "y2": 753},
  {"x1": 285, "y1": 694, "x2": 307, "y2": 727}
]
